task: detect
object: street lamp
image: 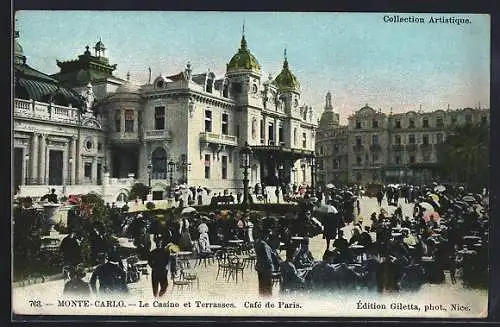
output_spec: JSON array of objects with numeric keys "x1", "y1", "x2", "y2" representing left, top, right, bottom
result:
[
  {"x1": 68, "y1": 157, "x2": 73, "y2": 185},
  {"x1": 147, "y1": 161, "x2": 152, "y2": 190},
  {"x1": 168, "y1": 159, "x2": 176, "y2": 198},
  {"x1": 277, "y1": 163, "x2": 284, "y2": 189},
  {"x1": 291, "y1": 167, "x2": 296, "y2": 184},
  {"x1": 300, "y1": 159, "x2": 306, "y2": 183},
  {"x1": 310, "y1": 155, "x2": 317, "y2": 191},
  {"x1": 239, "y1": 141, "x2": 252, "y2": 209},
  {"x1": 180, "y1": 154, "x2": 191, "y2": 184},
  {"x1": 25, "y1": 153, "x2": 30, "y2": 185}
]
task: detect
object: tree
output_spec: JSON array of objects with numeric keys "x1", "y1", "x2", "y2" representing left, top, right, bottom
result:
[
  {"x1": 436, "y1": 122, "x2": 489, "y2": 192},
  {"x1": 129, "y1": 182, "x2": 151, "y2": 201}
]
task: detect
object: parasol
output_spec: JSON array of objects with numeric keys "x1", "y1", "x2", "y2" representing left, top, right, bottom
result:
[
  {"x1": 181, "y1": 206, "x2": 197, "y2": 215},
  {"x1": 434, "y1": 185, "x2": 446, "y2": 193},
  {"x1": 313, "y1": 204, "x2": 338, "y2": 214},
  {"x1": 423, "y1": 211, "x2": 441, "y2": 223},
  {"x1": 419, "y1": 201, "x2": 435, "y2": 213},
  {"x1": 462, "y1": 195, "x2": 477, "y2": 203},
  {"x1": 428, "y1": 193, "x2": 440, "y2": 203},
  {"x1": 326, "y1": 183, "x2": 335, "y2": 189}
]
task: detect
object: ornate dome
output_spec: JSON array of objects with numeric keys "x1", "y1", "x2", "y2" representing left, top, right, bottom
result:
[
  {"x1": 273, "y1": 53, "x2": 300, "y2": 92},
  {"x1": 226, "y1": 36, "x2": 261, "y2": 73}
]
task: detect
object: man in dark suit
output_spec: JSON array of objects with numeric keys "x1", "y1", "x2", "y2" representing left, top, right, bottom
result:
[
  {"x1": 148, "y1": 241, "x2": 170, "y2": 297},
  {"x1": 89, "y1": 252, "x2": 128, "y2": 295}
]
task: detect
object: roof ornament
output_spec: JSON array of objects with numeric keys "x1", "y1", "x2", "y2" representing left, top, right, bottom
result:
[
  {"x1": 185, "y1": 61, "x2": 192, "y2": 80},
  {"x1": 81, "y1": 83, "x2": 95, "y2": 114},
  {"x1": 126, "y1": 72, "x2": 130, "y2": 81},
  {"x1": 283, "y1": 47, "x2": 289, "y2": 69}
]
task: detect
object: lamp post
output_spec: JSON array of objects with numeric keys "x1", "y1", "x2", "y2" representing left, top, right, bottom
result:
[
  {"x1": 310, "y1": 155, "x2": 317, "y2": 191},
  {"x1": 277, "y1": 163, "x2": 284, "y2": 191},
  {"x1": 180, "y1": 154, "x2": 191, "y2": 184},
  {"x1": 300, "y1": 159, "x2": 306, "y2": 184},
  {"x1": 25, "y1": 153, "x2": 30, "y2": 185},
  {"x1": 291, "y1": 167, "x2": 296, "y2": 185},
  {"x1": 239, "y1": 141, "x2": 252, "y2": 209},
  {"x1": 168, "y1": 159, "x2": 176, "y2": 198},
  {"x1": 147, "y1": 161, "x2": 152, "y2": 190},
  {"x1": 68, "y1": 157, "x2": 73, "y2": 185}
]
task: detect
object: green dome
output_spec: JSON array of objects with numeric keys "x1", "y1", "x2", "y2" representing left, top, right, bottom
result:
[
  {"x1": 273, "y1": 57, "x2": 300, "y2": 92},
  {"x1": 226, "y1": 36, "x2": 261, "y2": 73}
]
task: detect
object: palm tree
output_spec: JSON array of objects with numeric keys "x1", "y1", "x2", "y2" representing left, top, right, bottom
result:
[{"x1": 436, "y1": 122, "x2": 489, "y2": 191}]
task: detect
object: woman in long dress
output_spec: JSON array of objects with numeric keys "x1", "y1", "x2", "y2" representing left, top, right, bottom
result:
[{"x1": 178, "y1": 215, "x2": 193, "y2": 251}]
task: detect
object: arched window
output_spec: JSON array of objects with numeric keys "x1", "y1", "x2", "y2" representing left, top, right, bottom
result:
[
  {"x1": 151, "y1": 147, "x2": 167, "y2": 179},
  {"x1": 206, "y1": 79, "x2": 213, "y2": 93},
  {"x1": 293, "y1": 128, "x2": 297, "y2": 146}
]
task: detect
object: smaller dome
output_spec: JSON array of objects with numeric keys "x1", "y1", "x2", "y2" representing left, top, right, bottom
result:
[
  {"x1": 273, "y1": 57, "x2": 300, "y2": 92},
  {"x1": 115, "y1": 81, "x2": 141, "y2": 94},
  {"x1": 95, "y1": 39, "x2": 105, "y2": 50}
]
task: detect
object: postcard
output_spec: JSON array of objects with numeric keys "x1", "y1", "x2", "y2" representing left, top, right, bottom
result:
[{"x1": 12, "y1": 11, "x2": 490, "y2": 319}]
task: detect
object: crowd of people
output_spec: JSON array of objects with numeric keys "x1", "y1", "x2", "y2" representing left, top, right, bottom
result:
[
  {"x1": 251, "y1": 182, "x2": 489, "y2": 296},
  {"x1": 31, "y1": 180, "x2": 488, "y2": 298}
]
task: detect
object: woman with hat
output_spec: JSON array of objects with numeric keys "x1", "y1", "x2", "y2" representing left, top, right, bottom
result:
[{"x1": 63, "y1": 264, "x2": 90, "y2": 296}]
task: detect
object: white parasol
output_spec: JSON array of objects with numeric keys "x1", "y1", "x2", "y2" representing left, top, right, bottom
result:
[
  {"x1": 313, "y1": 204, "x2": 338, "y2": 214},
  {"x1": 326, "y1": 183, "x2": 335, "y2": 189},
  {"x1": 181, "y1": 206, "x2": 197, "y2": 215}
]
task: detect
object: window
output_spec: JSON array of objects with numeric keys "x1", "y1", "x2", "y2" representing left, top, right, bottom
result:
[
  {"x1": 278, "y1": 122, "x2": 284, "y2": 144},
  {"x1": 356, "y1": 173, "x2": 362, "y2": 182},
  {"x1": 206, "y1": 79, "x2": 213, "y2": 93},
  {"x1": 204, "y1": 110, "x2": 212, "y2": 132},
  {"x1": 372, "y1": 153, "x2": 379, "y2": 163},
  {"x1": 223, "y1": 84, "x2": 229, "y2": 98},
  {"x1": 318, "y1": 159, "x2": 324, "y2": 170},
  {"x1": 114, "y1": 110, "x2": 121, "y2": 132},
  {"x1": 423, "y1": 154, "x2": 430, "y2": 162},
  {"x1": 372, "y1": 134, "x2": 379, "y2": 145},
  {"x1": 320, "y1": 146, "x2": 324, "y2": 155},
  {"x1": 97, "y1": 142, "x2": 102, "y2": 151},
  {"x1": 204, "y1": 154, "x2": 210, "y2": 179},
  {"x1": 394, "y1": 135, "x2": 401, "y2": 145},
  {"x1": 236, "y1": 125, "x2": 240, "y2": 138},
  {"x1": 84, "y1": 162, "x2": 92, "y2": 178},
  {"x1": 333, "y1": 159, "x2": 339, "y2": 169},
  {"x1": 293, "y1": 127, "x2": 297, "y2": 146},
  {"x1": 372, "y1": 119, "x2": 378, "y2": 128},
  {"x1": 395, "y1": 156, "x2": 401, "y2": 164},
  {"x1": 436, "y1": 117, "x2": 444, "y2": 127},
  {"x1": 356, "y1": 156, "x2": 362, "y2": 165},
  {"x1": 423, "y1": 118, "x2": 429, "y2": 128},
  {"x1": 221, "y1": 113, "x2": 229, "y2": 135},
  {"x1": 408, "y1": 134, "x2": 416, "y2": 144},
  {"x1": 422, "y1": 134, "x2": 429, "y2": 145},
  {"x1": 154, "y1": 106, "x2": 165, "y2": 130},
  {"x1": 451, "y1": 116, "x2": 457, "y2": 124},
  {"x1": 395, "y1": 119, "x2": 401, "y2": 129},
  {"x1": 355, "y1": 120, "x2": 361, "y2": 129},
  {"x1": 355, "y1": 136, "x2": 362, "y2": 146},
  {"x1": 409, "y1": 119, "x2": 415, "y2": 128},
  {"x1": 436, "y1": 133, "x2": 444, "y2": 144},
  {"x1": 125, "y1": 110, "x2": 134, "y2": 132},
  {"x1": 232, "y1": 83, "x2": 242, "y2": 94},
  {"x1": 221, "y1": 155, "x2": 227, "y2": 179},
  {"x1": 481, "y1": 115, "x2": 487, "y2": 124},
  {"x1": 302, "y1": 132, "x2": 307, "y2": 148},
  {"x1": 334, "y1": 145, "x2": 339, "y2": 153},
  {"x1": 268, "y1": 122, "x2": 275, "y2": 145},
  {"x1": 466, "y1": 114, "x2": 472, "y2": 123},
  {"x1": 409, "y1": 155, "x2": 416, "y2": 164}
]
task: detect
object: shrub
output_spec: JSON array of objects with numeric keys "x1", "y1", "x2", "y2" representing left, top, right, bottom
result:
[
  {"x1": 146, "y1": 201, "x2": 156, "y2": 210},
  {"x1": 129, "y1": 183, "x2": 151, "y2": 202},
  {"x1": 121, "y1": 204, "x2": 129, "y2": 213}
]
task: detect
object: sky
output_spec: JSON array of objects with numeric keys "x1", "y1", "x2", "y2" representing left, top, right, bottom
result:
[{"x1": 15, "y1": 11, "x2": 490, "y2": 124}]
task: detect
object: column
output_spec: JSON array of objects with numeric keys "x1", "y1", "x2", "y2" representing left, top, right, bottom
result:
[
  {"x1": 105, "y1": 146, "x2": 112, "y2": 178},
  {"x1": 30, "y1": 133, "x2": 39, "y2": 183},
  {"x1": 92, "y1": 157, "x2": 98, "y2": 184},
  {"x1": 22, "y1": 148, "x2": 28, "y2": 185},
  {"x1": 263, "y1": 117, "x2": 268, "y2": 145},
  {"x1": 63, "y1": 148, "x2": 68, "y2": 185},
  {"x1": 274, "y1": 118, "x2": 279, "y2": 145},
  {"x1": 38, "y1": 134, "x2": 46, "y2": 184},
  {"x1": 121, "y1": 109, "x2": 125, "y2": 133},
  {"x1": 70, "y1": 137, "x2": 77, "y2": 184}
]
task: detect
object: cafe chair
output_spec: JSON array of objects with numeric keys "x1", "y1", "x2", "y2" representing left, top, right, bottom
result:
[
  {"x1": 215, "y1": 250, "x2": 231, "y2": 280},
  {"x1": 171, "y1": 270, "x2": 191, "y2": 292},
  {"x1": 226, "y1": 256, "x2": 245, "y2": 283}
]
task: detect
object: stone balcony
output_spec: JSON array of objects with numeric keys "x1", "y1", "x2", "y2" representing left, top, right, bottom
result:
[
  {"x1": 143, "y1": 129, "x2": 173, "y2": 141},
  {"x1": 199, "y1": 132, "x2": 238, "y2": 147},
  {"x1": 14, "y1": 98, "x2": 80, "y2": 124}
]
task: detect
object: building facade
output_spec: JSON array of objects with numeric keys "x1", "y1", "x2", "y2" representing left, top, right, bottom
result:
[
  {"x1": 13, "y1": 31, "x2": 318, "y2": 202},
  {"x1": 316, "y1": 93, "x2": 489, "y2": 186}
]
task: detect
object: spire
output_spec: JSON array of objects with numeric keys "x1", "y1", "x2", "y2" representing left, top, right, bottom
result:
[
  {"x1": 283, "y1": 48, "x2": 289, "y2": 69},
  {"x1": 240, "y1": 21, "x2": 247, "y2": 49}
]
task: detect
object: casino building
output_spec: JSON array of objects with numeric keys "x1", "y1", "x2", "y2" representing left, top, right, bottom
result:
[{"x1": 13, "y1": 30, "x2": 318, "y2": 202}]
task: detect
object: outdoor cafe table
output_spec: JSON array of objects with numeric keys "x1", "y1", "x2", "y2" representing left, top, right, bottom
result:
[
  {"x1": 228, "y1": 240, "x2": 244, "y2": 244},
  {"x1": 209, "y1": 245, "x2": 222, "y2": 251},
  {"x1": 174, "y1": 251, "x2": 193, "y2": 269},
  {"x1": 349, "y1": 244, "x2": 365, "y2": 262}
]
